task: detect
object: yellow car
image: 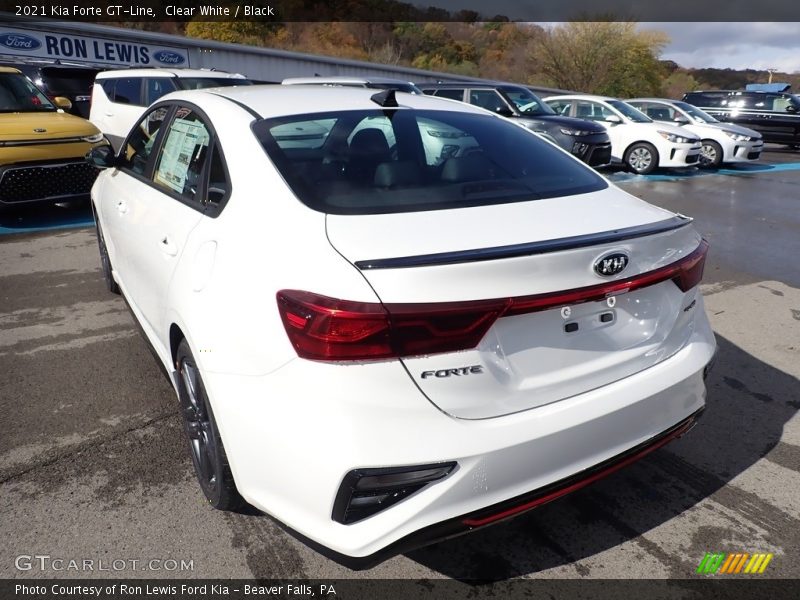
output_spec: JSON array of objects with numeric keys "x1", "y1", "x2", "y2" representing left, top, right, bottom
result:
[{"x1": 0, "y1": 66, "x2": 108, "y2": 211}]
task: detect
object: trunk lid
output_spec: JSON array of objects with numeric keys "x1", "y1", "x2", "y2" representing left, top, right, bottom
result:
[{"x1": 326, "y1": 187, "x2": 705, "y2": 419}]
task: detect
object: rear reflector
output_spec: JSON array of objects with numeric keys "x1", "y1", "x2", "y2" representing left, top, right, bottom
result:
[
  {"x1": 332, "y1": 462, "x2": 457, "y2": 524},
  {"x1": 277, "y1": 239, "x2": 708, "y2": 361}
]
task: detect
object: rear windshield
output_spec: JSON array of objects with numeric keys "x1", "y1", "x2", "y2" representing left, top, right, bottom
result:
[
  {"x1": 253, "y1": 109, "x2": 607, "y2": 215},
  {"x1": 0, "y1": 72, "x2": 56, "y2": 113}
]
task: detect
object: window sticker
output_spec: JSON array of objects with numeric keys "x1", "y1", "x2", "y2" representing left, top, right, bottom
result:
[{"x1": 156, "y1": 117, "x2": 209, "y2": 194}]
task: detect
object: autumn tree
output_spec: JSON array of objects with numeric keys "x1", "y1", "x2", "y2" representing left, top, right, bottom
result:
[{"x1": 532, "y1": 22, "x2": 668, "y2": 96}]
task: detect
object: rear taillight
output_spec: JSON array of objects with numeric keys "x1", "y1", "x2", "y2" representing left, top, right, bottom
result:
[
  {"x1": 276, "y1": 290, "x2": 507, "y2": 361},
  {"x1": 277, "y1": 239, "x2": 708, "y2": 361}
]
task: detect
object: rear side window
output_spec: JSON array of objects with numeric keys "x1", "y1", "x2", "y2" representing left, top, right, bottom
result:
[
  {"x1": 145, "y1": 78, "x2": 178, "y2": 105},
  {"x1": 254, "y1": 109, "x2": 607, "y2": 215},
  {"x1": 110, "y1": 77, "x2": 143, "y2": 106}
]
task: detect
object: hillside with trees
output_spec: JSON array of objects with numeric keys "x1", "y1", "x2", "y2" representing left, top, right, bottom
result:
[{"x1": 159, "y1": 19, "x2": 796, "y2": 98}]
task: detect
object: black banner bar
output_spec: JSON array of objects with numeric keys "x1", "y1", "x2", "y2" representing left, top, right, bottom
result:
[
  {"x1": 0, "y1": 0, "x2": 799, "y2": 22},
  {"x1": 3, "y1": 579, "x2": 800, "y2": 600}
]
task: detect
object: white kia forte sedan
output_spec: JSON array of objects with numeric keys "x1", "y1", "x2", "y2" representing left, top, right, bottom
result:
[{"x1": 88, "y1": 85, "x2": 716, "y2": 568}]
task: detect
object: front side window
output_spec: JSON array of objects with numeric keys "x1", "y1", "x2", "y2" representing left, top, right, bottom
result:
[
  {"x1": 254, "y1": 109, "x2": 607, "y2": 215},
  {"x1": 0, "y1": 72, "x2": 56, "y2": 112},
  {"x1": 503, "y1": 90, "x2": 556, "y2": 116},
  {"x1": 469, "y1": 90, "x2": 509, "y2": 113},
  {"x1": 607, "y1": 100, "x2": 651, "y2": 123},
  {"x1": 673, "y1": 101, "x2": 718, "y2": 124},
  {"x1": 121, "y1": 106, "x2": 170, "y2": 176},
  {"x1": 153, "y1": 108, "x2": 211, "y2": 202}
]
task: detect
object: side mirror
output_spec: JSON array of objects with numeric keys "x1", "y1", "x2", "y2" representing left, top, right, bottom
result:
[
  {"x1": 673, "y1": 115, "x2": 690, "y2": 125},
  {"x1": 86, "y1": 145, "x2": 119, "y2": 169},
  {"x1": 53, "y1": 96, "x2": 73, "y2": 110},
  {"x1": 786, "y1": 105, "x2": 798, "y2": 113},
  {"x1": 495, "y1": 106, "x2": 514, "y2": 117},
  {"x1": 604, "y1": 114, "x2": 622, "y2": 124}
]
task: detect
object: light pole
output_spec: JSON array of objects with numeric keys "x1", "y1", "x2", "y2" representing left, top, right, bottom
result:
[{"x1": 767, "y1": 68, "x2": 777, "y2": 84}]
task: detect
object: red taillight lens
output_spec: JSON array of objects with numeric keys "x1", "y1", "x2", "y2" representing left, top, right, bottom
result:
[
  {"x1": 277, "y1": 240, "x2": 708, "y2": 361},
  {"x1": 277, "y1": 290, "x2": 393, "y2": 360},
  {"x1": 277, "y1": 290, "x2": 508, "y2": 361},
  {"x1": 672, "y1": 238, "x2": 709, "y2": 292}
]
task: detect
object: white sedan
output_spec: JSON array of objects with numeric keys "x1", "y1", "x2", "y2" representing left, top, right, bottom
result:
[
  {"x1": 87, "y1": 85, "x2": 716, "y2": 568},
  {"x1": 627, "y1": 98, "x2": 764, "y2": 168},
  {"x1": 545, "y1": 94, "x2": 702, "y2": 174}
]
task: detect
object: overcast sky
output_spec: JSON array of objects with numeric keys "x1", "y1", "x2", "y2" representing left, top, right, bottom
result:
[{"x1": 641, "y1": 23, "x2": 800, "y2": 73}]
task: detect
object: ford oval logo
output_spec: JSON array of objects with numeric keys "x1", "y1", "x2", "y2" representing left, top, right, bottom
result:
[
  {"x1": 154, "y1": 50, "x2": 185, "y2": 65},
  {"x1": 0, "y1": 32, "x2": 42, "y2": 51},
  {"x1": 594, "y1": 252, "x2": 629, "y2": 277}
]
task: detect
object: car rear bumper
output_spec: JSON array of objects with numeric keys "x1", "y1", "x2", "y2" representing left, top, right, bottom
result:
[{"x1": 201, "y1": 305, "x2": 716, "y2": 565}]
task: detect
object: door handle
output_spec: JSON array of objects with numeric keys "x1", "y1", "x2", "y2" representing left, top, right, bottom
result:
[
  {"x1": 116, "y1": 200, "x2": 128, "y2": 214},
  {"x1": 160, "y1": 236, "x2": 178, "y2": 257},
  {"x1": 105, "y1": 112, "x2": 113, "y2": 116}
]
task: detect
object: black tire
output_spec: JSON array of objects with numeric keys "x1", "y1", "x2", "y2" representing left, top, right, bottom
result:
[
  {"x1": 699, "y1": 139, "x2": 723, "y2": 168},
  {"x1": 624, "y1": 142, "x2": 659, "y2": 175},
  {"x1": 176, "y1": 339, "x2": 244, "y2": 511},
  {"x1": 95, "y1": 220, "x2": 120, "y2": 295}
]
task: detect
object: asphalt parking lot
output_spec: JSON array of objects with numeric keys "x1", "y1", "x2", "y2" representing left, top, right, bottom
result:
[{"x1": 1, "y1": 149, "x2": 798, "y2": 585}]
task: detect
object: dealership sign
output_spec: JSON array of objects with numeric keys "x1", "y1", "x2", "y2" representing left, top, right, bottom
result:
[{"x1": 0, "y1": 27, "x2": 189, "y2": 67}]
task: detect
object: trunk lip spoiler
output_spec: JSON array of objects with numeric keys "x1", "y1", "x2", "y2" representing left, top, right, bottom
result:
[{"x1": 354, "y1": 215, "x2": 693, "y2": 270}]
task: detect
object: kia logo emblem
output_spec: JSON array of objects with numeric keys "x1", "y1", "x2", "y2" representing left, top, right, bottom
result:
[
  {"x1": 594, "y1": 252, "x2": 629, "y2": 277},
  {"x1": 0, "y1": 33, "x2": 41, "y2": 51},
  {"x1": 154, "y1": 50, "x2": 185, "y2": 65}
]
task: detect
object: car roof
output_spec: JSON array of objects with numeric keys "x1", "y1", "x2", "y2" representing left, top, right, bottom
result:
[
  {"x1": 545, "y1": 94, "x2": 617, "y2": 102},
  {"x1": 161, "y1": 84, "x2": 491, "y2": 119},
  {"x1": 282, "y1": 76, "x2": 414, "y2": 85},
  {"x1": 417, "y1": 81, "x2": 527, "y2": 91},
  {"x1": 627, "y1": 98, "x2": 684, "y2": 104},
  {"x1": 96, "y1": 68, "x2": 246, "y2": 79}
]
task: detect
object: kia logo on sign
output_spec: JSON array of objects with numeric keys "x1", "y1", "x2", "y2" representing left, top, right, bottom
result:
[
  {"x1": 0, "y1": 33, "x2": 42, "y2": 51},
  {"x1": 154, "y1": 50, "x2": 185, "y2": 65},
  {"x1": 594, "y1": 252, "x2": 629, "y2": 277}
]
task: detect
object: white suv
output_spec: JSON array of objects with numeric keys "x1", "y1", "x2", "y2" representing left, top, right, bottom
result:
[
  {"x1": 545, "y1": 95, "x2": 702, "y2": 174},
  {"x1": 90, "y1": 68, "x2": 251, "y2": 148}
]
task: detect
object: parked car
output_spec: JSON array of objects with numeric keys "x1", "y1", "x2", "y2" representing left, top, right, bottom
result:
[
  {"x1": 682, "y1": 90, "x2": 800, "y2": 149},
  {"x1": 0, "y1": 60, "x2": 101, "y2": 118},
  {"x1": 417, "y1": 82, "x2": 612, "y2": 167},
  {"x1": 0, "y1": 67, "x2": 108, "y2": 211},
  {"x1": 627, "y1": 98, "x2": 763, "y2": 167},
  {"x1": 545, "y1": 95, "x2": 702, "y2": 174},
  {"x1": 87, "y1": 85, "x2": 715, "y2": 568},
  {"x1": 90, "y1": 68, "x2": 252, "y2": 149},
  {"x1": 282, "y1": 75, "x2": 423, "y2": 95}
]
